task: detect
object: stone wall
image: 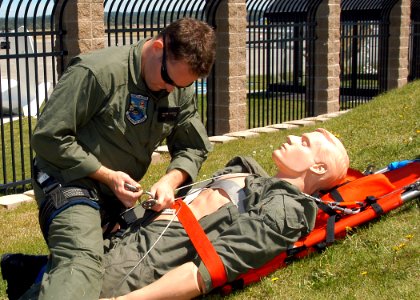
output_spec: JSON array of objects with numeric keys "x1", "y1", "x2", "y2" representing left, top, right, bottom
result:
[
  {"x1": 55, "y1": 0, "x2": 104, "y2": 75},
  {"x1": 313, "y1": 0, "x2": 341, "y2": 115},
  {"x1": 208, "y1": 0, "x2": 248, "y2": 135},
  {"x1": 388, "y1": 0, "x2": 410, "y2": 89}
]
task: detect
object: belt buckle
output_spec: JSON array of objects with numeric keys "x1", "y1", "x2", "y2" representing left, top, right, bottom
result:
[{"x1": 43, "y1": 182, "x2": 61, "y2": 194}]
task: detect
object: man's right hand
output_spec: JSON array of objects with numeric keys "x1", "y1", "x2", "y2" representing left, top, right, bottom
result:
[
  {"x1": 89, "y1": 166, "x2": 143, "y2": 208},
  {"x1": 108, "y1": 170, "x2": 143, "y2": 208}
]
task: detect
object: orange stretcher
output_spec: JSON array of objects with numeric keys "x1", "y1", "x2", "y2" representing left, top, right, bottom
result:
[{"x1": 176, "y1": 160, "x2": 419, "y2": 295}]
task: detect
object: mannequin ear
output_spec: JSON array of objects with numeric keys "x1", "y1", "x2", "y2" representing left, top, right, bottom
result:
[{"x1": 309, "y1": 163, "x2": 327, "y2": 175}]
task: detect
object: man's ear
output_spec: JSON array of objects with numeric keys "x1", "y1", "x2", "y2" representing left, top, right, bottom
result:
[
  {"x1": 309, "y1": 163, "x2": 327, "y2": 175},
  {"x1": 152, "y1": 38, "x2": 164, "y2": 50}
]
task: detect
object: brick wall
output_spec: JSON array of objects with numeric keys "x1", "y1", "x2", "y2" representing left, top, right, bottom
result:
[
  {"x1": 55, "y1": 0, "x2": 104, "y2": 74},
  {"x1": 388, "y1": 0, "x2": 410, "y2": 89},
  {"x1": 313, "y1": 0, "x2": 341, "y2": 115}
]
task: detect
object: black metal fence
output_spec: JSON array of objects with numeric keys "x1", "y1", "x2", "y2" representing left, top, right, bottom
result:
[
  {"x1": 104, "y1": 0, "x2": 222, "y2": 134},
  {"x1": 0, "y1": 0, "x2": 418, "y2": 194},
  {"x1": 409, "y1": 0, "x2": 420, "y2": 81},
  {"x1": 339, "y1": 0, "x2": 398, "y2": 109},
  {"x1": 0, "y1": 0, "x2": 67, "y2": 194},
  {"x1": 246, "y1": 0, "x2": 321, "y2": 128}
]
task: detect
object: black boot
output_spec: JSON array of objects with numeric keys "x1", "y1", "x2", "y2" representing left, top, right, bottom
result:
[{"x1": 1, "y1": 253, "x2": 48, "y2": 300}]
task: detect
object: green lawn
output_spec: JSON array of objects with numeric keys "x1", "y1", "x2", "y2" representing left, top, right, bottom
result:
[
  {"x1": 0, "y1": 117, "x2": 36, "y2": 192},
  {"x1": 1, "y1": 80, "x2": 419, "y2": 299}
]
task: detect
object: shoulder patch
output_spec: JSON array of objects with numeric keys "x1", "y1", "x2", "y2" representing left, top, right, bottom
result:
[{"x1": 126, "y1": 94, "x2": 148, "y2": 125}]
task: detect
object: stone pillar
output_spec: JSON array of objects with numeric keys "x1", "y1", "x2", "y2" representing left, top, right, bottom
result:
[
  {"x1": 208, "y1": 0, "x2": 247, "y2": 135},
  {"x1": 55, "y1": 0, "x2": 105, "y2": 76},
  {"x1": 387, "y1": 0, "x2": 410, "y2": 89},
  {"x1": 313, "y1": 0, "x2": 341, "y2": 115}
]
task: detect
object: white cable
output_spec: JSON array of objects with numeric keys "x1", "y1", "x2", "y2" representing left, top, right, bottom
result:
[
  {"x1": 113, "y1": 172, "x2": 250, "y2": 295},
  {"x1": 112, "y1": 205, "x2": 181, "y2": 297}
]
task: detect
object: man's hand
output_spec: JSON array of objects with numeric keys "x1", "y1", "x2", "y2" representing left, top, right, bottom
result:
[
  {"x1": 148, "y1": 169, "x2": 189, "y2": 211},
  {"x1": 107, "y1": 170, "x2": 143, "y2": 208},
  {"x1": 89, "y1": 166, "x2": 142, "y2": 208},
  {"x1": 149, "y1": 181, "x2": 175, "y2": 211}
]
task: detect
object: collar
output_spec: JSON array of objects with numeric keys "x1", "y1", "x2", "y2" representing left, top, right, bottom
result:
[
  {"x1": 128, "y1": 38, "x2": 169, "y2": 99},
  {"x1": 129, "y1": 38, "x2": 149, "y2": 91}
]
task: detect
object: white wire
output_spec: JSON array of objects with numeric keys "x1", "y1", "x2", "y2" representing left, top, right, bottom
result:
[
  {"x1": 112, "y1": 172, "x2": 250, "y2": 295},
  {"x1": 112, "y1": 205, "x2": 181, "y2": 297}
]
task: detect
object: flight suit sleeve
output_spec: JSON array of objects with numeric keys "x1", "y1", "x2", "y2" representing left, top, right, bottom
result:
[
  {"x1": 31, "y1": 64, "x2": 108, "y2": 182},
  {"x1": 165, "y1": 87, "x2": 213, "y2": 181},
  {"x1": 194, "y1": 186, "x2": 313, "y2": 293}
]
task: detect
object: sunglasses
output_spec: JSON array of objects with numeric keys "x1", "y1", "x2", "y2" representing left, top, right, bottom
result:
[{"x1": 160, "y1": 35, "x2": 194, "y2": 89}]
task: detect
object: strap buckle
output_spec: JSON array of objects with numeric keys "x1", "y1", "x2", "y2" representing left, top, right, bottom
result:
[{"x1": 140, "y1": 191, "x2": 157, "y2": 209}]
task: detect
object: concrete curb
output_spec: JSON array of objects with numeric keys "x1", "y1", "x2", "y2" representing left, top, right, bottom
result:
[{"x1": 0, "y1": 190, "x2": 35, "y2": 209}]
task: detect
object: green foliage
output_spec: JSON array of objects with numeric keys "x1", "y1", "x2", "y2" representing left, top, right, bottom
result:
[{"x1": 1, "y1": 81, "x2": 419, "y2": 299}]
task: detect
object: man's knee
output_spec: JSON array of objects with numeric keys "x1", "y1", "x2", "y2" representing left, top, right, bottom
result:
[
  {"x1": 47, "y1": 205, "x2": 104, "y2": 261},
  {"x1": 39, "y1": 205, "x2": 105, "y2": 300},
  {"x1": 40, "y1": 259, "x2": 104, "y2": 300}
]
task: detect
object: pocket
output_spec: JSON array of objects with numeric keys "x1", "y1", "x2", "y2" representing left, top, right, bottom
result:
[
  {"x1": 262, "y1": 196, "x2": 305, "y2": 234},
  {"x1": 262, "y1": 198, "x2": 286, "y2": 233},
  {"x1": 283, "y1": 198, "x2": 305, "y2": 230}
]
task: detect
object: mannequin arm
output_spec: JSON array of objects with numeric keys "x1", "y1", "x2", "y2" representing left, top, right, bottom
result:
[{"x1": 101, "y1": 262, "x2": 204, "y2": 300}]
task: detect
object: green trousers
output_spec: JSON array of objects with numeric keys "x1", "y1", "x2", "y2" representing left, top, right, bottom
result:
[{"x1": 32, "y1": 205, "x2": 105, "y2": 300}]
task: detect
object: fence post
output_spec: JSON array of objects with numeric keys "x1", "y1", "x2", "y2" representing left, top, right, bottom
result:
[
  {"x1": 208, "y1": 0, "x2": 247, "y2": 135},
  {"x1": 312, "y1": 0, "x2": 341, "y2": 115},
  {"x1": 388, "y1": 0, "x2": 410, "y2": 89},
  {"x1": 55, "y1": 0, "x2": 105, "y2": 76}
]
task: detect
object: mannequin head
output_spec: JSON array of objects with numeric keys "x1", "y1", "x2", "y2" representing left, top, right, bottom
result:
[{"x1": 272, "y1": 128, "x2": 349, "y2": 194}]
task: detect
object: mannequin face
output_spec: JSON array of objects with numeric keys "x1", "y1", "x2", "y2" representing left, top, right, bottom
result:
[{"x1": 272, "y1": 131, "x2": 338, "y2": 178}]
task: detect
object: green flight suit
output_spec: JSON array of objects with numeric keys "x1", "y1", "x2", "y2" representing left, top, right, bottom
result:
[
  {"x1": 30, "y1": 38, "x2": 212, "y2": 300},
  {"x1": 99, "y1": 156, "x2": 318, "y2": 297}
]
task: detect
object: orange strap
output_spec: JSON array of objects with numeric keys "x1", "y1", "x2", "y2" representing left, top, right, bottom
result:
[{"x1": 172, "y1": 199, "x2": 227, "y2": 288}]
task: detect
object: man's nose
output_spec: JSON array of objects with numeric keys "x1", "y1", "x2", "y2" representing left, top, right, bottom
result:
[{"x1": 287, "y1": 135, "x2": 301, "y2": 144}]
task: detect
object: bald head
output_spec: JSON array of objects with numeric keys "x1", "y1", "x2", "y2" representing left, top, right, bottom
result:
[
  {"x1": 311, "y1": 128, "x2": 349, "y2": 191},
  {"x1": 272, "y1": 128, "x2": 349, "y2": 194}
]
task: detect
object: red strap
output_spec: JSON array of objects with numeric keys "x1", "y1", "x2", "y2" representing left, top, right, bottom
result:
[{"x1": 172, "y1": 199, "x2": 227, "y2": 288}]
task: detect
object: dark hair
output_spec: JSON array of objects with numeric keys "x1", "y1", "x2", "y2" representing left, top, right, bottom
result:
[{"x1": 159, "y1": 18, "x2": 216, "y2": 77}]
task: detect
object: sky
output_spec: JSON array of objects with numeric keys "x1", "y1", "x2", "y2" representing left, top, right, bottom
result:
[
  {"x1": 0, "y1": 0, "x2": 53, "y2": 18},
  {"x1": 1, "y1": 0, "x2": 195, "y2": 19}
]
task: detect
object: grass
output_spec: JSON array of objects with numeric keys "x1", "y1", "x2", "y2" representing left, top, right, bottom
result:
[
  {"x1": 0, "y1": 117, "x2": 36, "y2": 192},
  {"x1": 0, "y1": 80, "x2": 419, "y2": 299}
]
